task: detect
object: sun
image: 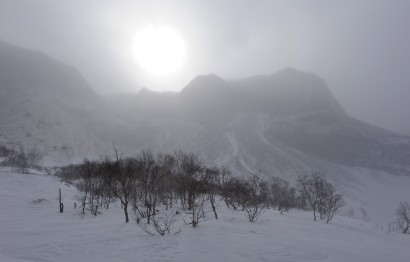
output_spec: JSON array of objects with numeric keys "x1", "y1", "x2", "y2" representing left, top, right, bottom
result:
[{"x1": 132, "y1": 25, "x2": 186, "y2": 76}]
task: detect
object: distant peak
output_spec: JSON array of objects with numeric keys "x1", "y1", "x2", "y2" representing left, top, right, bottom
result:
[
  {"x1": 269, "y1": 67, "x2": 326, "y2": 86},
  {"x1": 278, "y1": 67, "x2": 299, "y2": 73},
  {"x1": 181, "y1": 74, "x2": 228, "y2": 95},
  {"x1": 271, "y1": 67, "x2": 309, "y2": 77},
  {"x1": 188, "y1": 74, "x2": 226, "y2": 86},
  {"x1": 138, "y1": 87, "x2": 152, "y2": 95}
]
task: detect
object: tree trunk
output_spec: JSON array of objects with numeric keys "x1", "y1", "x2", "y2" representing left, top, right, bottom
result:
[
  {"x1": 82, "y1": 199, "x2": 86, "y2": 214},
  {"x1": 192, "y1": 208, "x2": 197, "y2": 227},
  {"x1": 59, "y1": 188, "x2": 63, "y2": 213},
  {"x1": 224, "y1": 199, "x2": 230, "y2": 208},
  {"x1": 210, "y1": 198, "x2": 218, "y2": 220},
  {"x1": 123, "y1": 201, "x2": 129, "y2": 223},
  {"x1": 403, "y1": 224, "x2": 409, "y2": 234}
]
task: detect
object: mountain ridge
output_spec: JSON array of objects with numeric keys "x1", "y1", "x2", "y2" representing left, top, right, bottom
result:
[{"x1": 0, "y1": 39, "x2": 409, "y2": 178}]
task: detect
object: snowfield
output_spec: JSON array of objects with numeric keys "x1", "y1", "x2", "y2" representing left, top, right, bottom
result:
[{"x1": 1, "y1": 170, "x2": 410, "y2": 262}]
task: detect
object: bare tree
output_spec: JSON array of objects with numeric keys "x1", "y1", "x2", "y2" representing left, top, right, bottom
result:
[
  {"x1": 221, "y1": 175, "x2": 269, "y2": 222},
  {"x1": 101, "y1": 149, "x2": 139, "y2": 223},
  {"x1": 322, "y1": 184, "x2": 345, "y2": 224},
  {"x1": 26, "y1": 148, "x2": 43, "y2": 169},
  {"x1": 174, "y1": 151, "x2": 204, "y2": 212},
  {"x1": 115, "y1": 158, "x2": 139, "y2": 223},
  {"x1": 137, "y1": 151, "x2": 161, "y2": 224},
  {"x1": 203, "y1": 167, "x2": 221, "y2": 220},
  {"x1": 156, "y1": 153, "x2": 176, "y2": 210},
  {"x1": 0, "y1": 144, "x2": 14, "y2": 158},
  {"x1": 183, "y1": 193, "x2": 207, "y2": 227},
  {"x1": 174, "y1": 151, "x2": 207, "y2": 227},
  {"x1": 395, "y1": 201, "x2": 410, "y2": 234},
  {"x1": 4, "y1": 146, "x2": 43, "y2": 173},
  {"x1": 152, "y1": 211, "x2": 177, "y2": 235},
  {"x1": 297, "y1": 174, "x2": 319, "y2": 221},
  {"x1": 9, "y1": 147, "x2": 29, "y2": 174},
  {"x1": 269, "y1": 176, "x2": 296, "y2": 212},
  {"x1": 297, "y1": 172, "x2": 345, "y2": 222},
  {"x1": 359, "y1": 207, "x2": 369, "y2": 221},
  {"x1": 75, "y1": 160, "x2": 94, "y2": 215},
  {"x1": 219, "y1": 168, "x2": 233, "y2": 208},
  {"x1": 221, "y1": 177, "x2": 247, "y2": 210},
  {"x1": 241, "y1": 175, "x2": 269, "y2": 222}
]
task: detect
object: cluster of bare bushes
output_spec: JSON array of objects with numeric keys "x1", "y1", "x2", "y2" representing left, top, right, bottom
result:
[
  {"x1": 59, "y1": 150, "x2": 345, "y2": 234},
  {"x1": 394, "y1": 201, "x2": 410, "y2": 234},
  {"x1": 0, "y1": 145, "x2": 43, "y2": 173}
]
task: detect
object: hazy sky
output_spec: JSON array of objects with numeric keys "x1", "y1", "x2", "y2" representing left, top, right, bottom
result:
[{"x1": 0, "y1": 0, "x2": 409, "y2": 132}]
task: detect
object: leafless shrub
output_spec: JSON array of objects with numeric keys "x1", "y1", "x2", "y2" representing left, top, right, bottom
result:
[
  {"x1": 4, "y1": 146, "x2": 43, "y2": 173},
  {"x1": 137, "y1": 211, "x2": 179, "y2": 236},
  {"x1": 242, "y1": 175, "x2": 269, "y2": 222},
  {"x1": 359, "y1": 207, "x2": 370, "y2": 221},
  {"x1": 152, "y1": 212, "x2": 177, "y2": 235},
  {"x1": 269, "y1": 176, "x2": 296, "y2": 212},
  {"x1": 297, "y1": 172, "x2": 345, "y2": 223},
  {"x1": 395, "y1": 201, "x2": 410, "y2": 234}
]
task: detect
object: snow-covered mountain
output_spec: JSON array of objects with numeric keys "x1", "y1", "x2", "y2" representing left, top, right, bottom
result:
[
  {"x1": 0, "y1": 39, "x2": 146, "y2": 164},
  {"x1": 2, "y1": 39, "x2": 410, "y2": 174},
  {"x1": 109, "y1": 68, "x2": 410, "y2": 177},
  {"x1": 1, "y1": 40, "x2": 410, "y2": 222}
]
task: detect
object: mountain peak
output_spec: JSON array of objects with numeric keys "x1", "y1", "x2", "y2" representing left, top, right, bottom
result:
[
  {"x1": 274, "y1": 66, "x2": 300, "y2": 74},
  {"x1": 192, "y1": 73, "x2": 224, "y2": 83},
  {"x1": 181, "y1": 74, "x2": 228, "y2": 96},
  {"x1": 270, "y1": 67, "x2": 322, "y2": 82},
  {"x1": 0, "y1": 38, "x2": 97, "y2": 101},
  {"x1": 137, "y1": 87, "x2": 152, "y2": 96}
]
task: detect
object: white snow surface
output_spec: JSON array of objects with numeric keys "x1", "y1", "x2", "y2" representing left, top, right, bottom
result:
[{"x1": 1, "y1": 170, "x2": 410, "y2": 262}]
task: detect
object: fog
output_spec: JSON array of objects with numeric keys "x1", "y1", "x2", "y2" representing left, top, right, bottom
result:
[{"x1": 0, "y1": 0, "x2": 409, "y2": 132}]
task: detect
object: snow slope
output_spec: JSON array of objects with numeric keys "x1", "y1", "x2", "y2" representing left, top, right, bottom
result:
[{"x1": 1, "y1": 170, "x2": 409, "y2": 262}]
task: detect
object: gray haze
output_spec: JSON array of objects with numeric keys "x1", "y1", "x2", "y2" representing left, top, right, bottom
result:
[{"x1": 0, "y1": 0, "x2": 409, "y2": 132}]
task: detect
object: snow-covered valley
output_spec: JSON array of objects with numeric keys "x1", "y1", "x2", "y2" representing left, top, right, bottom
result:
[{"x1": 1, "y1": 169, "x2": 409, "y2": 262}]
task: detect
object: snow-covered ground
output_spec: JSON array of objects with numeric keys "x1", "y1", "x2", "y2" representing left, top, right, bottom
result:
[
  {"x1": 1, "y1": 169, "x2": 410, "y2": 262},
  {"x1": 340, "y1": 166, "x2": 410, "y2": 225}
]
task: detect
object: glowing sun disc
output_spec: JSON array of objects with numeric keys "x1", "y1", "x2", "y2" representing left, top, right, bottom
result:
[{"x1": 133, "y1": 25, "x2": 186, "y2": 76}]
